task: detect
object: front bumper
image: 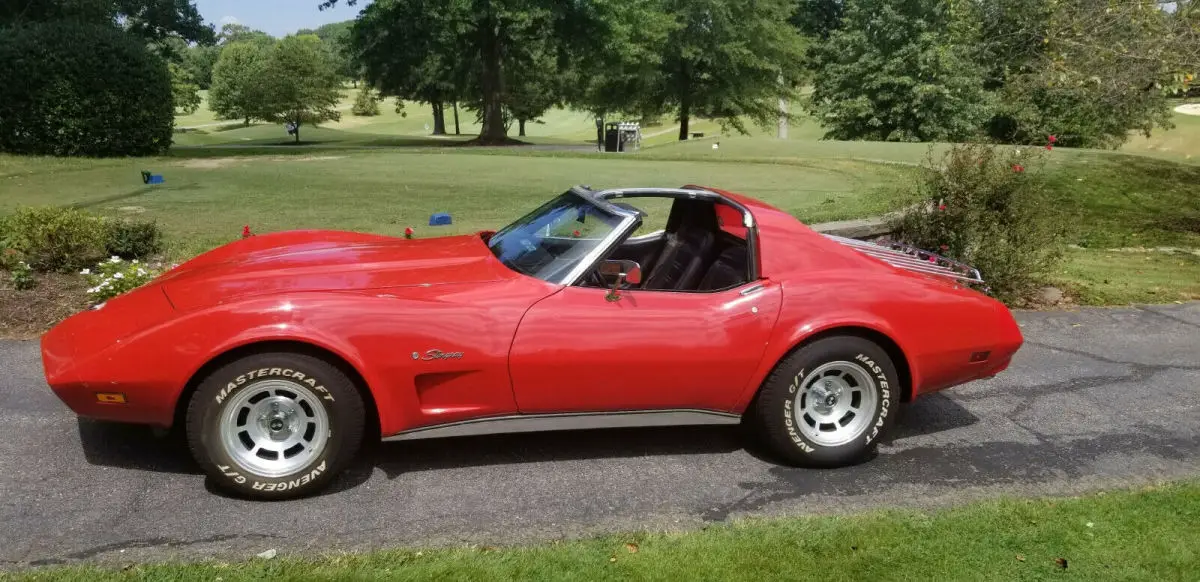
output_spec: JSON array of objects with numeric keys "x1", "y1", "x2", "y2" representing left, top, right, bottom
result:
[{"x1": 41, "y1": 286, "x2": 180, "y2": 426}]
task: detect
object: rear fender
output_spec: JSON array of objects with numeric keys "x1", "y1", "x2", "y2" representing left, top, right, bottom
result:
[{"x1": 731, "y1": 309, "x2": 918, "y2": 414}]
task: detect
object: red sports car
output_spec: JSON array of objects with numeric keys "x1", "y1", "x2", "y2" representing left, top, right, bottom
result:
[{"x1": 42, "y1": 185, "x2": 1023, "y2": 499}]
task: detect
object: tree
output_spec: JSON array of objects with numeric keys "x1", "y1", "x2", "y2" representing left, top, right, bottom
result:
[
  {"x1": 0, "y1": 0, "x2": 214, "y2": 44},
  {"x1": 255, "y1": 34, "x2": 343, "y2": 143},
  {"x1": 331, "y1": 0, "x2": 651, "y2": 143},
  {"x1": 0, "y1": 21, "x2": 174, "y2": 156},
  {"x1": 351, "y1": 84, "x2": 381, "y2": 116},
  {"x1": 169, "y1": 61, "x2": 201, "y2": 114},
  {"x1": 299, "y1": 20, "x2": 358, "y2": 81},
  {"x1": 807, "y1": 0, "x2": 990, "y2": 142},
  {"x1": 209, "y1": 41, "x2": 271, "y2": 125},
  {"x1": 967, "y1": 0, "x2": 1181, "y2": 148},
  {"x1": 184, "y1": 44, "x2": 221, "y2": 88},
  {"x1": 218, "y1": 22, "x2": 273, "y2": 45},
  {"x1": 791, "y1": 0, "x2": 844, "y2": 39},
  {"x1": 506, "y1": 45, "x2": 560, "y2": 136},
  {"x1": 346, "y1": 0, "x2": 472, "y2": 136},
  {"x1": 651, "y1": 0, "x2": 808, "y2": 140}
]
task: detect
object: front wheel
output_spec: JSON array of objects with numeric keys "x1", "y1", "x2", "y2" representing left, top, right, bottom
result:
[
  {"x1": 185, "y1": 352, "x2": 365, "y2": 500},
  {"x1": 753, "y1": 336, "x2": 900, "y2": 467}
]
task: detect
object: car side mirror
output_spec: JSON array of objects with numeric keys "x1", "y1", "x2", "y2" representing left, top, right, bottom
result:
[{"x1": 599, "y1": 259, "x2": 641, "y2": 301}]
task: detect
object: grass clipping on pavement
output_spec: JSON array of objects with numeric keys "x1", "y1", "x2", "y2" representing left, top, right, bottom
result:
[{"x1": 14, "y1": 481, "x2": 1200, "y2": 581}]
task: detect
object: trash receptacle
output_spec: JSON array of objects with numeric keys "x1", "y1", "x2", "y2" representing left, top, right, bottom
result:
[{"x1": 604, "y1": 127, "x2": 621, "y2": 152}]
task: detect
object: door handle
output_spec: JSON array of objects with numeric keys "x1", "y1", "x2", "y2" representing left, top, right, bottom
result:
[{"x1": 740, "y1": 283, "x2": 765, "y2": 296}]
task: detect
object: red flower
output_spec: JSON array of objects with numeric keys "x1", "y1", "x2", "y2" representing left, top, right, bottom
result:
[
  {"x1": 1013, "y1": 164, "x2": 1025, "y2": 173},
  {"x1": 928, "y1": 256, "x2": 937, "y2": 263},
  {"x1": 938, "y1": 204, "x2": 947, "y2": 211},
  {"x1": 404, "y1": 227, "x2": 414, "y2": 239},
  {"x1": 241, "y1": 225, "x2": 252, "y2": 238},
  {"x1": 1048, "y1": 135, "x2": 1057, "y2": 144},
  {"x1": 572, "y1": 230, "x2": 581, "y2": 237},
  {"x1": 1046, "y1": 144, "x2": 1054, "y2": 151},
  {"x1": 940, "y1": 244, "x2": 949, "y2": 251}
]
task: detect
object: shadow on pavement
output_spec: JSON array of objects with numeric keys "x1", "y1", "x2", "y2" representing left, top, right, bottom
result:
[{"x1": 76, "y1": 394, "x2": 980, "y2": 494}]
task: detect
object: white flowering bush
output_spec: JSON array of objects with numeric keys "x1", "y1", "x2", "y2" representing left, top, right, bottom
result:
[
  {"x1": 81, "y1": 256, "x2": 165, "y2": 303},
  {"x1": 10, "y1": 260, "x2": 36, "y2": 290}
]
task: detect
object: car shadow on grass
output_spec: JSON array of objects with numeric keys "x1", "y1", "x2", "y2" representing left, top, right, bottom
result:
[{"x1": 75, "y1": 394, "x2": 979, "y2": 496}]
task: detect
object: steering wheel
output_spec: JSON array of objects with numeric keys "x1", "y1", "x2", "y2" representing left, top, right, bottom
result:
[{"x1": 585, "y1": 267, "x2": 606, "y2": 288}]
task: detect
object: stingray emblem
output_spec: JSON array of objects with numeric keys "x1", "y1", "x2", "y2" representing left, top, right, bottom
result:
[{"x1": 413, "y1": 349, "x2": 465, "y2": 361}]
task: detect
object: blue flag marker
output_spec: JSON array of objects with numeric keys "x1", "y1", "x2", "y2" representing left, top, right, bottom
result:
[{"x1": 429, "y1": 212, "x2": 452, "y2": 226}]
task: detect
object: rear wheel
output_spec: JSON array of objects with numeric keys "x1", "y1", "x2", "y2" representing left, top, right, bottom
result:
[
  {"x1": 753, "y1": 336, "x2": 900, "y2": 467},
  {"x1": 186, "y1": 352, "x2": 365, "y2": 499}
]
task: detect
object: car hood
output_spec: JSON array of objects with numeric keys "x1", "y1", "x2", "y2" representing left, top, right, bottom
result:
[{"x1": 159, "y1": 230, "x2": 512, "y2": 311}]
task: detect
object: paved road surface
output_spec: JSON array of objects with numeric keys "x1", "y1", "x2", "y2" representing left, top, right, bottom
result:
[{"x1": 2, "y1": 303, "x2": 1198, "y2": 567}]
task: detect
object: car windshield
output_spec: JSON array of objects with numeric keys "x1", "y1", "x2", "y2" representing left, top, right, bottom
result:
[{"x1": 487, "y1": 191, "x2": 628, "y2": 283}]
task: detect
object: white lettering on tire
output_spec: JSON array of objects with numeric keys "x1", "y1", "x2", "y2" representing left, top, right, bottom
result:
[
  {"x1": 215, "y1": 367, "x2": 335, "y2": 404},
  {"x1": 783, "y1": 368, "x2": 815, "y2": 453},
  {"x1": 855, "y1": 353, "x2": 891, "y2": 445},
  {"x1": 784, "y1": 354, "x2": 893, "y2": 452},
  {"x1": 249, "y1": 460, "x2": 327, "y2": 492}
]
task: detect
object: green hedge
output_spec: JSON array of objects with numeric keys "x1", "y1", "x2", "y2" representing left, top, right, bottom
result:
[{"x1": 0, "y1": 21, "x2": 174, "y2": 156}]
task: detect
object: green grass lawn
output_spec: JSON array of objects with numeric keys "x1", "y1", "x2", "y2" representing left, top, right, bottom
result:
[
  {"x1": 12, "y1": 481, "x2": 1199, "y2": 581},
  {"x1": 4, "y1": 91, "x2": 1200, "y2": 304}
]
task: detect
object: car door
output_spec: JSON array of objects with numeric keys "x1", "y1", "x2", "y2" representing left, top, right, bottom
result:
[{"x1": 507, "y1": 280, "x2": 783, "y2": 414}]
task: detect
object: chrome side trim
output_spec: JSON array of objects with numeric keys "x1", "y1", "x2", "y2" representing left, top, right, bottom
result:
[{"x1": 382, "y1": 409, "x2": 742, "y2": 442}]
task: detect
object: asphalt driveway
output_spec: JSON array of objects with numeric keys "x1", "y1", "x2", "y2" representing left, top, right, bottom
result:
[{"x1": 2, "y1": 303, "x2": 1198, "y2": 567}]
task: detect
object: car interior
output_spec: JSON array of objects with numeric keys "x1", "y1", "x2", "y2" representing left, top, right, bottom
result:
[{"x1": 584, "y1": 197, "x2": 752, "y2": 292}]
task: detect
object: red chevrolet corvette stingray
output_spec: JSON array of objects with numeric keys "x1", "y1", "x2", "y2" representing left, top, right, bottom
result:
[{"x1": 42, "y1": 185, "x2": 1022, "y2": 499}]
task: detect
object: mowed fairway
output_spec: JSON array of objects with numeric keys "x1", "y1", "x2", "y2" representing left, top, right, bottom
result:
[{"x1": 0, "y1": 146, "x2": 908, "y2": 257}]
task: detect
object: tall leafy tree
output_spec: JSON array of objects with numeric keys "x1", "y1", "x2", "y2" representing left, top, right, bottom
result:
[
  {"x1": 299, "y1": 20, "x2": 358, "y2": 81},
  {"x1": 791, "y1": 0, "x2": 844, "y2": 39},
  {"x1": 807, "y1": 0, "x2": 989, "y2": 142},
  {"x1": 208, "y1": 41, "x2": 271, "y2": 125},
  {"x1": 347, "y1": 0, "x2": 471, "y2": 136},
  {"x1": 169, "y1": 60, "x2": 201, "y2": 114},
  {"x1": 329, "y1": 0, "x2": 653, "y2": 143},
  {"x1": 653, "y1": 0, "x2": 808, "y2": 140},
  {"x1": 967, "y1": 0, "x2": 1181, "y2": 147},
  {"x1": 218, "y1": 22, "x2": 273, "y2": 45},
  {"x1": 0, "y1": 0, "x2": 214, "y2": 44},
  {"x1": 255, "y1": 34, "x2": 343, "y2": 143},
  {"x1": 183, "y1": 44, "x2": 220, "y2": 88}
]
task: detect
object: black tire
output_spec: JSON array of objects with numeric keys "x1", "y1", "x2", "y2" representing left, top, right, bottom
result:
[
  {"x1": 753, "y1": 336, "x2": 900, "y2": 467},
  {"x1": 186, "y1": 352, "x2": 366, "y2": 500}
]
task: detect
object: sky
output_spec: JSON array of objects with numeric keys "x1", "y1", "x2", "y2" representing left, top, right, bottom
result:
[{"x1": 193, "y1": 0, "x2": 370, "y2": 38}]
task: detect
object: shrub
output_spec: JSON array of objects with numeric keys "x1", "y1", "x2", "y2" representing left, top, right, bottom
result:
[
  {"x1": 351, "y1": 85, "x2": 381, "y2": 116},
  {"x1": 105, "y1": 219, "x2": 164, "y2": 260},
  {"x1": 82, "y1": 257, "x2": 164, "y2": 303},
  {"x1": 889, "y1": 143, "x2": 1071, "y2": 303},
  {"x1": 0, "y1": 22, "x2": 174, "y2": 156},
  {"x1": 1, "y1": 207, "x2": 108, "y2": 273},
  {"x1": 10, "y1": 261, "x2": 36, "y2": 291}
]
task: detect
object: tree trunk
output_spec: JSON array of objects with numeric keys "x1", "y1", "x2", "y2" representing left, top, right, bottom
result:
[
  {"x1": 244, "y1": 116, "x2": 250, "y2": 126},
  {"x1": 777, "y1": 73, "x2": 788, "y2": 139},
  {"x1": 678, "y1": 100, "x2": 690, "y2": 141},
  {"x1": 478, "y1": 12, "x2": 507, "y2": 143},
  {"x1": 518, "y1": 118, "x2": 526, "y2": 136},
  {"x1": 452, "y1": 101, "x2": 460, "y2": 135},
  {"x1": 294, "y1": 122, "x2": 300, "y2": 144},
  {"x1": 431, "y1": 101, "x2": 446, "y2": 135}
]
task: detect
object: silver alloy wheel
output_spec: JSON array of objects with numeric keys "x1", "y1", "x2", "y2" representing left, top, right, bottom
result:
[
  {"x1": 219, "y1": 379, "x2": 330, "y2": 478},
  {"x1": 793, "y1": 361, "x2": 879, "y2": 447}
]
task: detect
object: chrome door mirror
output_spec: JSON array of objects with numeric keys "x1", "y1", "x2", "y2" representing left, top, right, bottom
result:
[{"x1": 599, "y1": 259, "x2": 641, "y2": 301}]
